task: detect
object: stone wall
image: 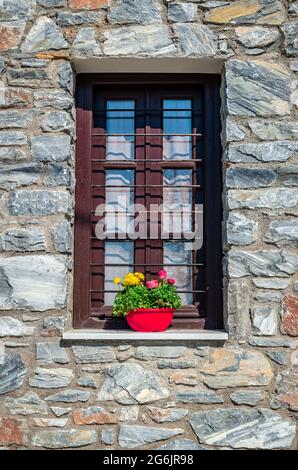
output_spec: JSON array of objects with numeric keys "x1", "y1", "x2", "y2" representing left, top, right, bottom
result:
[{"x1": 0, "y1": 0, "x2": 297, "y2": 450}]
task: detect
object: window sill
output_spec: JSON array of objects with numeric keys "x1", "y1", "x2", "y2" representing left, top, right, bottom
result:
[{"x1": 62, "y1": 329, "x2": 228, "y2": 341}]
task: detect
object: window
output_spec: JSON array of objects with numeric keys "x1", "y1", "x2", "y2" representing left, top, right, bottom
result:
[{"x1": 74, "y1": 75, "x2": 222, "y2": 330}]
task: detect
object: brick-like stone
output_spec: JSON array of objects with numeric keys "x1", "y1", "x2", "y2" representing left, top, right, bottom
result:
[
  {"x1": 228, "y1": 188, "x2": 298, "y2": 210},
  {"x1": 200, "y1": 347, "x2": 273, "y2": 388},
  {"x1": 4, "y1": 392, "x2": 48, "y2": 415},
  {"x1": 0, "y1": 22, "x2": 26, "y2": 51},
  {"x1": 0, "y1": 110, "x2": 32, "y2": 129},
  {"x1": 227, "y1": 278, "x2": 250, "y2": 340},
  {"x1": 33, "y1": 429, "x2": 97, "y2": 449},
  {"x1": 230, "y1": 390, "x2": 264, "y2": 406},
  {"x1": 0, "y1": 353, "x2": 27, "y2": 394},
  {"x1": 22, "y1": 17, "x2": 68, "y2": 53},
  {"x1": 73, "y1": 406, "x2": 117, "y2": 425},
  {"x1": 174, "y1": 24, "x2": 217, "y2": 56},
  {"x1": 0, "y1": 131, "x2": 27, "y2": 146},
  {"x1": 176, "y1": 390, "x2": 224, "y2": 403},
  {"x1": 2, "y1": 228, "x2": 45, "y2": 252},
  {"x1": 190, "y1": 408, "x2": 295, "y2": 449},
  {"x1": 119, "y1": 425, "x2": 183, "y2": 449},
  {"x1": 205, "y1": 0, "x2": 284, "y2": 25},
  {"x1": 169, "y1": 371, "x2": 199, "y2": 386},
  {"x1": 249, "y1": 337, "x2": 292, "y2": 347},
  {"x1": 69, "y1": 0, "x2": 108, "y2": 8},
  {"x1": 101, "y1": 428, "x2": 115, "y2": 445},
  {"x1": 0, "y1": 147, "x2": 27, "y2": 162},
  {"x1": 7, "y1": 68, "x2": 48, "y2": 88},
  {"x1": 42, "y1": 316, "x2": 65, "y2": 336},
  {"x1": 36, "y1": 342, "x2": 69, "y2": 364},
  {"x1": 103, "y1": 25, "x2": 176, "y2": 56},
  {"x1": 249, "y1": 121, "x2": 298, "y2": 140},
  {"x1": 72, "y1": 345, "x2": 116, "y2": 364},
  {"x1": 226, "y1": 60, "x2": 291, "y2": 116},
  {"x1": 57, "y1": 11, "x2": 103, "y2": 26},
  {"x1": 108, "y1": 0, "x2": 162, "y2": 24},
  {"x1": 51, "y1": 407, "x2": 72, "y2": 417},
  {"x1": 226, "y1": 141, "x2": 298, "y2": 163},
  {"x1": 8, "y1": 190, "x2": 72, "y2": 216},
  {"x1": 45, "y1": 163, "x2": 71, "y2": 187},
  {"x1": 0, "y1": 317, "x2": 34, "y2": 337},
  {"x1": 32, "y1": 418, "x2": 68, "y2": 428},
  {"x1": 0, "y1": 255, "x2": 68, "y2": 311},
  {"x1": 252, "y1": 278, "x2": 290, "y2": 289},
  {"x1": 282, "y1": 22, "x2": 298, "y2": 56},
  {"x1": 282, "y1": 295, "x2": 298, "y2": 337},
  {"x1": 135, "y1": 346, "x2": 186, "y2": 360},
  {"x1": 157, "y1": 439, "x2": 204, "y2": 450},
  {"x1": 72, "y1": 28, "x2": 102, "y2": 55},
  {"x1": 147, "y1": 406, "x2": 188, "y2": 423},
  {"x1": 228, "y1": 250, "x2": 298, "y2": 278},
  {"x1": 267, "y1": 351, "x2": 289, "y2": 365},
  {"x1": 264, "y1": 220, "x2": 298, "y2": 246},
  {"x1": 168, "y1": 3, "x2": 197, "y2": 22},
  {"x1": 0, "y1": 85, "x2": 31, "y2": 109},
  {"x1": 277, "y1": 366, "x2": 298, "y2": 410},
  {"x1": 224, "y1": 120, "x2": 246, "y2": 142},
  {"x1": 58, "y1": 62, "x2": 73, "y2": 94},
  {"x1": 235, "y1": 26, "x2": 279, "y2": 48},
  {"x1": 0, "y1": 418, "x2": 27, "y2": 447},
  {"x1": 227, "y1": 212, "x2": 258, "y2": 245},
  {"x1": 157, "y1": 359, "x2": 197, "y2": 369},
  {"x1": 45, "y1": 389, "x2": 91, "y2": 403},
  {"x1": 226, "y1": 167, "x2": 276, "y2": 189},
  {"x1": 77, "y1": 376, "x2": 97, "y2": 388},
  {"x1": 34, "y1": 90, "x2": 73, "y2": 110},
  {"x1": 0, "y1": 164, "x2": 41, "y2": 189},
  {"x1": 29, "y1": 368, "x2": 74, "y2": 389},
  {"x1": 251, "y1": 305, "x2": 277, "y2": 336},
  {"x1": 31, "y1": 135, "x2": 71, "y2": 162},
  {"x1": 51, "y1": 221, "x2": 72, "y2": 253},
  {"x1": 41, "y1": 111, "x2": 72, "y2": 132},
  {"x1": 0, "y1": 0, "x2": 35, "y2": 20}
]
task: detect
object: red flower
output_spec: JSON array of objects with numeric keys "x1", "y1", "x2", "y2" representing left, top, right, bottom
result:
[
  {"x1": 146, "y1": 280, "x2": 159, "y2": 289},
  {"x1": 167, "y1": 278, "x2": 175, "y2": 284},
  {"x1": 158, "y1": 269, "x2": 167, "y2": 280}
]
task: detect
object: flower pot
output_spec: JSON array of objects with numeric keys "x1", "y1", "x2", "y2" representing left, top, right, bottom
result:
[{"x1": 126, "y1": 308, "x2": 174, "y2": 332}]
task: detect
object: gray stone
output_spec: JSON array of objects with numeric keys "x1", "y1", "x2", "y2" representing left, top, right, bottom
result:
[
  {"x1": 45, "y1": 389, "x2": 91, "y2": 403},
  {"x1": 0, "y1": 317, "x2": 34, "y2": 337},
  {"x1": 4, "y1": 392, "x2": 48, "y2": 415},
  {"x1": 282, "y1": 22, "x2": 298, "y2": 56},
  {"x1": 101, "y1": 428, "x2": 115, "y2": 445},
  {"x1": 31, "y1": 135, "x2": 71, "y2": 162},
  {"x1": 32, "y1": 418, "x2": 68, "y2": 428},
  {"x1": 51, "y1": 407, "x2": 72, "y2": 417},
  {"x1": 0, "y1": 0, "x2": 35, "y2": 20},
  {"x1": 97, "y1": 363, "x2": 169, "y2": 404},
  {"x1": 227, "y1": 278, "x2": 250, "y2": 340},
  {"x1": 7, "y1": 68, "x2": 48, "y2": 87},
  {"x1": 168, "y1": 3, "x2": 197, "y2": 22},
  {"x1": 0, "y1": 255, "x2": 68, "y2": 311},
  {"x1": 147, "y1": 406, "x2": 188, "y2": 423},
  {"x1": 36, "y1": 342, "x2": 69, "y2": 365},
  {"x1": 45, "y1": 163, "x2": 71, "y2": 187},
  {"x1": 245, "y1": 47, "x2": 265, "y2": 55},
  {"x1": 0, "y1": 353, "x2": 27, "y2": 394},
  {"x1": 51, "y1": 221, "x2": 72, "y2": 253},
  {"x1": 264, "y1": 220, "x2": 298, "y2": 246},
  {"x1": 0, "y1": 148, "x2": 27, "y2": 162},
  {"x1": 226, "y1": 142, "x2": 298, "y2": 163},
  {"x1": 22, "y1": 17, "x2": 68, "y2": 53},
  {"x1": 8, "y1": 190, "x2": 72, "y2": 216},
  {"x1": 20, "y1": 58, "x2": 50, "y2": 68},
  {"x1": 0, "y1": 57, "x2": 5, "y2": 75},
  {"x1": 29, "y1": 368, "x2": 74, "y2": 389},
  {"x1": 77, "y1": 376, "x2": 97, "y2": 389},
  {"x1": 290, "y1": 60, "x2": 298, "y2": 71},
  {"x1": 72, "y1": 28, "x2": 102, "y2": 55},
  {"x1": 226, "y1": 167, "x2": 276, "y2": 189},
  {"x1": 41, "y1": 111, "x2": 72, "y2": 132},
  {"x1": 289, "y1": 1, "x2": 298, "y2": 15},
  {"x1": 103, "y1": 25, "x2": 176, "y2": 56},
  {"x1": 0, "y1": 110, "x2": 32, "y2": 129},
  {"x1": 251, "y1": 306, "x2": 277, "y2": 336},
  {"x1": 43, "y1": 316, "x2": 65, "y2": 335},
  {"x1": 37, "y1": 0, "x2": 66, "y2": 7},
  {"x1": 174, "y1": 23, "x2": 217, "y2": 56},
  {"x1": 0, "y1": 163, "x2": 41, "y2": 189},
  {"x1": 249, "y1": 337, "x2": 292, "y2": 347},
  {"x1": 277, "y1": 165, "x2": 298, "y2": 187},
  {"x1": 58, "y1": 62, "x2": 73, "y2": 94},
  {"x1": 34, "y1": 90, "x2": 73, "y2": 110},
  {"x1": 249, "y1": 121, "x2": 298, "y2": 140},
  {"x1": 228, "y1": 250, "x2": 298, "y2": 278},
  {"x1": 190, "y1": 408, "x2": 296, "y2": 449},
  {"x1": 33, "y1": 429, "x2": 97, "y2": 449},
  {"x1": 57, "y1": 12, "x2": 103, "y2": 26},
  {"x1": 0, "y1": 84, "x2": 31, "y2": 108},
  {"x1": 230, "y1": 390, "x2": 264, "y2": 406},
  {"x1": 226, "y1": 60, "x2": 291, "y2": 116},
  {"x1": 72, "y1": 346, "x2": 116, "y2": 364},
  {"x1": 254, "y1": 291, "x2": 282, "y2": 302},
  {"x1": 252, "y1": 278, "x2": 290, "y2": 290},
  {"x1": 176, "y1": 390, "x2": 224, "y2": 404},
  {"x1": 204, "y1": 0, "x2": 284, "y2": 25},
  {"x1": 108, "y1": 0, "x2": 162, "y2": 24},
  {"x1": 224, "y1": 121, "x2": 245, "y2": 142},
  {"x1": 119, "y1": 406, "x2": 139, "y2": 422},
  {"x1": 266, "y1": 351, "x2": 289, "y2": 366},
  {"x1": 157, "y1": 359, "x2": 197, "y2": 369},
  {"x1": 226, "y1": 212, "x2": 258, "y2": 245},
  {"x1": 276, "y1": 366, "x2": 298, "y2": 410},
  {"x1": 157, "y1": 439, "x2": 205, "y2": 450},
  {"x1": 118, "y1": 425, "x2": 183, "y2": 449},
  {"x1": 2, "y1": 228, "x2": 45, "y2": 252},
  {"x1": 135, "y1": 346, "x2": 186, "y2": 360},
  {"x1": 0, "y1": 131, "x2": 27, "y2": 145},
  {"x1": 235, "y1": 26, "x2": 279, "y2": 48},
  {"x1": 228, "y1": 188, "x2": 298, "y2": 210}
]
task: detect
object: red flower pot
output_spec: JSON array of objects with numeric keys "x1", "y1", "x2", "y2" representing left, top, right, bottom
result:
[{"x1": 126, "y1": 308, "x2": 174, "y2": 332}]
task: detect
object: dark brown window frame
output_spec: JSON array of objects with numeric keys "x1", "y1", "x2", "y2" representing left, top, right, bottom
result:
[{"x1": 74, "y1": 74, "x2": 223, "y2": 330}]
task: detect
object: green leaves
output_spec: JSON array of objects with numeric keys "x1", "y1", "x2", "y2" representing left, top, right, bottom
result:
[{"x1": 112, "y1": 282, "x2": 182, "y2": 317}]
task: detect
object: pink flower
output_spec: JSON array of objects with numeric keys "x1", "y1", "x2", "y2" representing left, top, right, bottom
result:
[
  {"x1": 146, "y1": 280, "x2": 159, "y2": 289},
  {"x1": 158, "y1": 269, "x2": 167, "y2": 280},
  {"x1": 167, "y1": 278, "x2": 175, "y2": 284}
]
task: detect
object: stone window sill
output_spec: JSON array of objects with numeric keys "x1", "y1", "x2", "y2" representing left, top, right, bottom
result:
[{"x1": 62, "y1": 329, "x2": 228, "y2": 341}]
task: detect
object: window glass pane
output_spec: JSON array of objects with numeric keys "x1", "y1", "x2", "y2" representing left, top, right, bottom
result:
[
  {"x1": 164, "y1": 241, "x2": 192, "y2": 305},
  {"x1": 106, "y1": 100, "x2": 135, "y2": 160},
  {"x1": 163, "y1": 99, "x2": 192, "y2": 160},
  {"x1": 105, "y1": 169, "x2": 134, "y2": 234},
  {"x1": 163, "y1": 169, "x2": 192, "y2": 234},
  {"x1": 104, "y1": 241, "x2": 134, "y2": 304}
]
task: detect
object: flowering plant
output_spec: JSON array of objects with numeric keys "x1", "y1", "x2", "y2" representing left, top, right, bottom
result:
[{"x1": 112, "y1": 270, "x2": 182, "y2": 317}]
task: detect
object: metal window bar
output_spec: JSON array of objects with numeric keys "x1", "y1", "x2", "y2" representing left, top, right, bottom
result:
[{"x1": 92, "y1": 133, "x2": 203, "y2": 137}]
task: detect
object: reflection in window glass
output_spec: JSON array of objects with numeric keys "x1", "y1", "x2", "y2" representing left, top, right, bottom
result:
[
  {"x1": 163, "y1": 169, "x2": 192, "y2": 233},
  {"x1": 164, "y1": 241, "x2": 192, "y2": 305},
  {"x1": 163, "y1": 99, "x2": 192, "y2": 160},
  {"x1": 105, "y1": 169, "x2": 134, "y2": 234},
  {"x1": 104, "y1": 241, "x2": 134, "y2": 304},
  {"x1": 106, "y1": 100, "x2": 135, "y2": 160}
]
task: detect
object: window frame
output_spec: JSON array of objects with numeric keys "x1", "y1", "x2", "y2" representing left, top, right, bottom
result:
[{"x1": 74, "y1": 74, "x2": 223, "y2": 330}]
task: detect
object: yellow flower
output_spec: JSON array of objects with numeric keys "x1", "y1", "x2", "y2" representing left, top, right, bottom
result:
[
  {"x1": 123, "y1": 272, "x2": 141, "y2": 287},
  {"x1": 113, "y1": 277, "x2": 121, "y2": 285},
  {"x1": 134, "y1": 272, "x2": 145, "y2": 281}
]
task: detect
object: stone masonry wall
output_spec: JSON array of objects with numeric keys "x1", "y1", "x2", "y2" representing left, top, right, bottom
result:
[{"x1": 0, "y1": 0, "x2": 298, "y2": 450}]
